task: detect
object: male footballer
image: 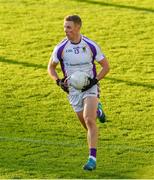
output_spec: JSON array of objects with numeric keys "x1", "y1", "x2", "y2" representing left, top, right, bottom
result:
[{"x1": 48, "y1": 15, "x2": 110, "y2": 171}]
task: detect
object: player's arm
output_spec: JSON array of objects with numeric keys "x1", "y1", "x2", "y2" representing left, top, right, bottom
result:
[
  {"x1": 82, "y1": 58, "x2": 109, "y2": 92},
  {"x1": 48, "y1": 60, "x2": 69, "y2": 93},
  {"x1": 47, "y1": 60, "x2": 59, "y2": 81},
  {"x1": 96, "y1": 57, "x2": 110, "y2": 81}
]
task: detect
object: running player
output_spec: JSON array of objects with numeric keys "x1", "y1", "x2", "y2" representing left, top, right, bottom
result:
[{"x1": 48, "y1": 15, "x2": 110, "y2": 170}]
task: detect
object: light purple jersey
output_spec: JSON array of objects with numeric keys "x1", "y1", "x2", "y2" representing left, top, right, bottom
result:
[{"x1": 51, "y1": 35, "x2": 105, "y2": 94}]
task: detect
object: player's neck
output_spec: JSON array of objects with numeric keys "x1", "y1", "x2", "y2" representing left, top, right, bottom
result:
[{"x1": 70, "y1": 34, "x2": 81, "y2": 44}]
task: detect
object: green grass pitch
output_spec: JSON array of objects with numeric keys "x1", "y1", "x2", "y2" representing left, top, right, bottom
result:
[{"x1": 0, "y1": 0, "x2": 154, "y2": 178}]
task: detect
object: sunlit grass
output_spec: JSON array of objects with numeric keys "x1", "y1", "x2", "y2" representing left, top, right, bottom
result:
[{"x1": 0, "y1": 0, "x2": 154, "y2": 178}]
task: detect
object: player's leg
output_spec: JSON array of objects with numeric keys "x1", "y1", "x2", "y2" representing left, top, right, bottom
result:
[
  {"x1": 83, "y1": 96, "x2": 98, "y2": 170},
  {"x1": 68, "y1": 92, "x2": 98, "y2": 170},
  {"x1": 68, "y1": 94, "x2": 87, "y2": 130},
  {"x1": 76, "y1": 103, "x2": 106, "y2": 128},
  {"x1": 83, "y1": 96, "x2": 98, "y2": 148},
  {"x1": 76, "y1": 111, "x2": 87, "y2": 130}
]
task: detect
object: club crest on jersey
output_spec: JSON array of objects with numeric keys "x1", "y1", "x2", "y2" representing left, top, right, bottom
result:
[{"x1": 82, "y1": 46, "x2": 86, "y2": 52}]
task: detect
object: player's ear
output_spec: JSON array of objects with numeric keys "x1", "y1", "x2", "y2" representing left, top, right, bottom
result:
[{"x1": 75, "y1": 23, "x2": 81, "y2": 31}]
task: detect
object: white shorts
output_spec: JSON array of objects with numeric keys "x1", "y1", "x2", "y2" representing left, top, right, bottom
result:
[{"x1": 68, "y1": 85, "x2": 99, "y2": 112}]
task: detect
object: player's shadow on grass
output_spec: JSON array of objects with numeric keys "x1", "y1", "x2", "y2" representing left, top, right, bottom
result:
[
  {"x1": 72, "y1": 0, "x2": 154, "y2": 13},
  {"x1": 0, "y1": 56, "x2": 46, "y2": 69},
  {"x1": 106, "y1": 77, "x2": 154, "y2": 89},
  {"x1": 0, "y1": 56, "x2": 154, "y2": 90}
]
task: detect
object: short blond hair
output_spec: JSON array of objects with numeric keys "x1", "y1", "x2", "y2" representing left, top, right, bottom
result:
[{"x1": 64, "y1": 15, "x2": 82, "y2": 27}]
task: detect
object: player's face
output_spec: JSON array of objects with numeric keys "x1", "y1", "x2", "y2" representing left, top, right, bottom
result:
[{"x1": 64, "y1": 21, "x2": 80, "y2": 40}]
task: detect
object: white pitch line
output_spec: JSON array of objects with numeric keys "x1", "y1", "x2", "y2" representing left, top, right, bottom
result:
[
  {"x1": 0, "y1": 136, "x2": 154, "y2": 153},
  {"x1": 0, "y1": 136, "x2": 79, "y2": 147}
]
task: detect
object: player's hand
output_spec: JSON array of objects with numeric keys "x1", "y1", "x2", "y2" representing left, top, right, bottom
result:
[
  {"x1": 56, "y1": 78, "x2": 69, "y2": 93},
  {"x1": 82, "y1": 77, "x2": 98, "y2": 92}
]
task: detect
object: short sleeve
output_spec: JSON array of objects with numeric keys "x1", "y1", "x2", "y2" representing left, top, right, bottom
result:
[
  {"x1": 95, "y1": 44, "x2": 105, "y2": 62},
  {"x1": 50, "y1": 46, "x2": 60, "y2": 63}
]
